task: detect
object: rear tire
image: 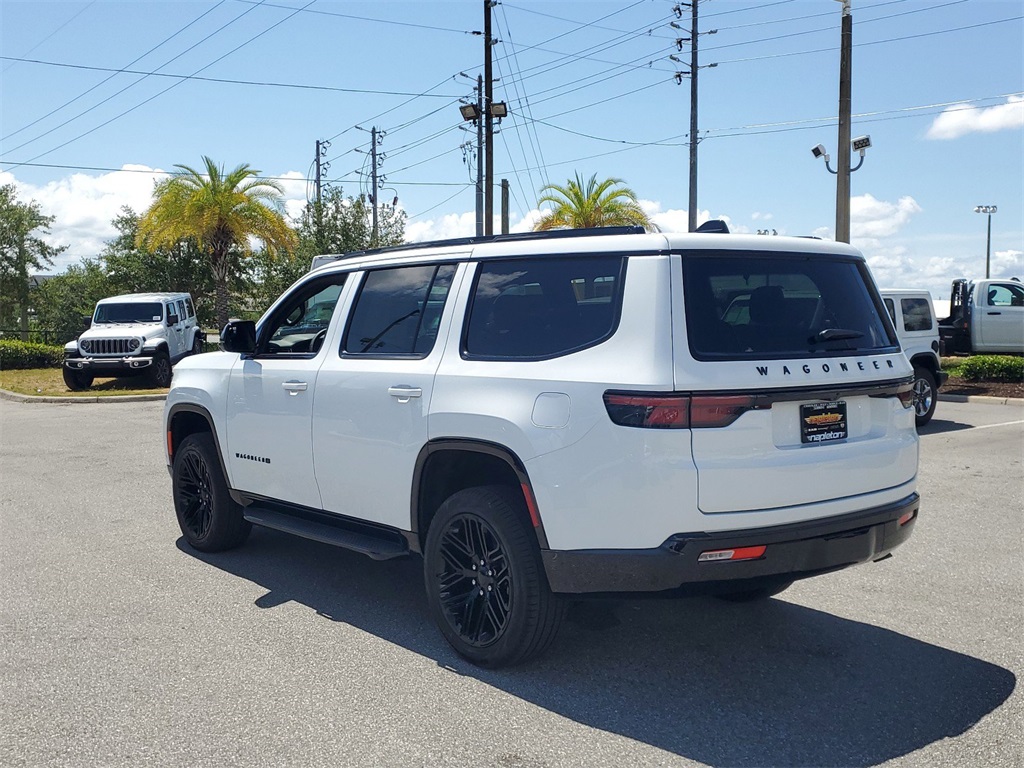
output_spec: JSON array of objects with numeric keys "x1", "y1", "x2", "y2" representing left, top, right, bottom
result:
[
  {"x1": 62, "y1": 367, "x2": 94, "y2": 391},
  {"x1": 148, "y1": 350, "x2": 172, "y2": 388},
  {"x1": 912, "y1": 365, "x2": 937, "y2": 427},
  {"x1": 717, "y1": 579, "x2": 794, "y2": 603},
  {"x1": 172, "y1": 432, "x2": 250, "y2": 552},
  {"x1": 424, "y1": 485, "x2": 564, "y2": 668}
]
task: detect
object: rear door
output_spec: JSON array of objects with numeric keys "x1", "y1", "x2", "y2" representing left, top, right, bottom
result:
[
  {"x1": 312, "y1": 262, "x2": 461, "y2": 530},
  {"x1": 676, "y1": 249, "x2": 917, "y2": 515}
]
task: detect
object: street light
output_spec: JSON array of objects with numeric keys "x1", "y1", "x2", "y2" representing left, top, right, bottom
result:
[
  {"x1": 974, "y1": 205, "x2": 997, "y2": 279},
  {"x1": 811, "y1": 135, "x2": 871, "y2": 175}
]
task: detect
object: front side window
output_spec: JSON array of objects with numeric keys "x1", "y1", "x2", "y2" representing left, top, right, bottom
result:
[
  {"x1": 900, "y1": 298, "x2": 933, "y2": 331},
  {"x1": 683, "y1": 252, "x2": 897, "y2": 360},
  {"x1": 987, "y1": 283, "x2": 1024, "y2": 307},
  {"x1": 166, "y1": 303, "x2": 178, "y2": 323},
  {"x1": 343, "y1": 264, "x2": 456, "y2": 356},
  {"x1": 261, "y1": 276, "x2": 346, "y2": 355},
  {"x1": 465, "y1": 255, "x2": 625, "y2": 359}
]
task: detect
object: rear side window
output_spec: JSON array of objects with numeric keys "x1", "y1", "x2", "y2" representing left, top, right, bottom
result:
[
  {"x1": 900, "y1": 298, "x2": 932, "y2": 331},
  {"x1": 683, "y1": 252, "x2": 897, "y2": 360},
  {"x1": 343, "y1": 264, "x2": 455, "y2": 356},
  {"x1": 464, "y1": 255, "x2": 625, "y2": 359}
]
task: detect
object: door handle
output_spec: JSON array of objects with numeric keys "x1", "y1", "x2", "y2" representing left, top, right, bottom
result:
[
  {"x1": 282, "y1": 380, "x2": 308, "y2": 395},
  {"x1": 987, "y1": 311, "x2": 1001, "y2": 315},
  {"x1": 388, "y1": 385, "x2": 422, "y2": 402}
]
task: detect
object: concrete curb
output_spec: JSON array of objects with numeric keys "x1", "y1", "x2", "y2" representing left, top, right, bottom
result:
[
  {"x1": 0, "y1": 387, "x2": 166, "y2": 404},
  {"x1": 939, "y1": 394, "x2": 1024, "y2": 406}
]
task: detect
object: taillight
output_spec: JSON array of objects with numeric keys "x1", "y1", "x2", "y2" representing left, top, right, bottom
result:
[
  {"x1": 603, "y1": 393, "x2": 690, "y2": 429},
  {"x1": 603, "y1": 392, "x2": 761, "y2": 429}
]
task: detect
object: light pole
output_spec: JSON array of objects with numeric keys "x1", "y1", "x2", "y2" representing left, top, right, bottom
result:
[{"x1": 974, "y1": 205, "x2": 997, "y2": 278}]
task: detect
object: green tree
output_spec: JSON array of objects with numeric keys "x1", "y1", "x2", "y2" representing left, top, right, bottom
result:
[
  {"x1": 0, "y1": 184, "x2": 66, "y2": 338},
  {"x1": 296, "y1": 186, "x2": 405, "y2": 263},
  {"x1": 30, "y1": 258, "x2": 111, "y2": 345},
  {"x1": 239, "y1": 246, "x2": 310, "y2": 321},
  {"x1": 532, "y1": 173, "x2": 657, "y2": 232},
  {"x1": 136, "y1": 156, "x2": 297, "y2": 329},
  {"x1": 103, "y1": 207, "x2": 218, "y2": 327}
]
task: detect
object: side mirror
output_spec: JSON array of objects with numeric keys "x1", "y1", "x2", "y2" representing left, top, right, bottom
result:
[
  {"x1": 167, "y1": 314, "x2": 179, "y2": 327},
  {"x1": 220, "y1": 320, "x2": 257, "y2": 354},
  {"x1": 82, "y1": 316, "x2": 93, "y2": 330}
]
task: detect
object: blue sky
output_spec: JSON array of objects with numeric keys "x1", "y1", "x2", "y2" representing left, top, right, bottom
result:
[{"x1": 1, "y1": 0, "x2": 1021, "y2": 305}]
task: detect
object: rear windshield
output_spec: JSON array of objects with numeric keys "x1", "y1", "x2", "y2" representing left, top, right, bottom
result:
[{"x1": 683, "y1": 252, "x2": 897, "y2": 360}]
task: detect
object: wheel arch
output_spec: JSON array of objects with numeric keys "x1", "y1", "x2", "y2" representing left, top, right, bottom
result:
[
  {"x1": 909, "y1": 353, "x2": 940, "y2": 374},
  {"x1": 412, "y1": 439, "x2": 550, "y2": 554},
  {"x1": 167, "y1": 403, "x2": 233, "y2": 493}
]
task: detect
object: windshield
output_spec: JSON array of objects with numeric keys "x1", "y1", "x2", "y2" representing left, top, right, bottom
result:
[
  {"x1": 683, "y1": 251, "x2": 897, "y2": 360},
  {"x1": 94, "y1": 302, "x2": 163, "y2": 324}
]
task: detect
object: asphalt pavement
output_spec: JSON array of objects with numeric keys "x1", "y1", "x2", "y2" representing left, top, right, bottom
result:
[{"x1": 0, "y1": 398, "x2": 1021, "y2": 767}]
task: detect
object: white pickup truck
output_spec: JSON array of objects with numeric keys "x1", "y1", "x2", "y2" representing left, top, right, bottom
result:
[{"x1": 939, "y1": 278, "x2": 1024, "y2": 355}]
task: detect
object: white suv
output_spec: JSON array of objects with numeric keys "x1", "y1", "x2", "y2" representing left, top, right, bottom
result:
[
  {"x1": 64, "y1": 292, "x2": 202, "y2": 390},
  {"x1": 164, "y1": 227, "x2": 920, "y2": 667},
  {"x1": 880, "y1": 289, "x2": 948, "y2": 427}
]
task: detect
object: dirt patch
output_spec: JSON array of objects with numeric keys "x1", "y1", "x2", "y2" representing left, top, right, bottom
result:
[{"x1": 943, "y1": 377, "x2": 1024, "y2": 400}]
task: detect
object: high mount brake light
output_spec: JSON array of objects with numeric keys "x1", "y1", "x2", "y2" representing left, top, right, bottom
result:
[{"x1": 603, "y1": 392, "x2": 760, "y2": 429}]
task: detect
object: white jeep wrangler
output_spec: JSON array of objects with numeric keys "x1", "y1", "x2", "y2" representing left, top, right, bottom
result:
[
  {"x1": 164, "y1": 227, "x2": 920, "y2": 667},
  {"x1": 64, "y1": 292, "x2": 202, "y2": 390}
]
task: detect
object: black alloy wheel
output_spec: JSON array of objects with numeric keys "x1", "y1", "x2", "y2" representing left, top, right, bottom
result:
[
  {"x1": 172, "y1": 433, "x2": 250, "y2": 552},
  {"x1": 424, "y1": 485, "x2": 564, "y2": 668},
  {"x1": 149, "y1": 351, "x2": 172, "y2": 388},
  {"x1": 912, "y1": 366, "x2": 937, "y2": 427},
  {"x1": 436, "y1": 513, "x2": 513, "y2": 648}
]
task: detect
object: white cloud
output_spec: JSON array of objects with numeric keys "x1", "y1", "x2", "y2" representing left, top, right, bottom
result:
[
  {"x1": 405, "y1": 211, "x2": 477, "y2": 242},
  {"x1": 1, "y1": 166, "x2": 166, "y2": 271},
  {"x1": 926, "y1": 95, "x2": 1024, "y2": 140},
  {"x1": 751, "y1": 212, "x2": 774, "y2": 221},
  {"x1": 991, "y1": 249, "x2": 1024, "y2": 279},
  {"x1": 850, "y1": 194, "x2": 922, "y2": 239}
]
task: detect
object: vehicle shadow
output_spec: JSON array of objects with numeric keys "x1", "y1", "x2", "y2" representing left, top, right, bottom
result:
[
  {"x1": 179, "y1": 529, "x2": 1015, "y2": 768},
  {"x1": 919, "y1": 418, "x2": 974, "y2": 434}
]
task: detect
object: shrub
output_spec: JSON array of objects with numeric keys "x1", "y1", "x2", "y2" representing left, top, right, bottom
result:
[
  {"x1": 943, "y1": 355, "x2": 1024, "y2": 382},
  {"x1": 0, "y1": 339, "x2": 64, "y2": 370}
]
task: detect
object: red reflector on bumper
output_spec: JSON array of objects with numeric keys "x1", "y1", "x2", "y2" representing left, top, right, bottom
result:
[
  {"x1": 697, "y1": 545, "x2": 767, "y2": 563},
  {"x1": 898, "y1": 509, "x2": 916, "y2": 527}
]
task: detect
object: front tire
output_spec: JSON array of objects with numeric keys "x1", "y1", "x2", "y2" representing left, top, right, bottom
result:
[
  {"x1": 172, "y1": 432, "x2": 250, "y2": 552},
  {"x1": 191, "y1": 334, "x2": 204, "y2": 356},
  {"x1": 62, "y1": 367, "x2": 94, "y2": 391},
  {"x1": 148, "y1": 350, "x2": 172, "y2": 388},
  {"x1": 912, "y1": 365, "x2": 937, "y2": 427},
  {"x1": 424, "y1": 485, "x2": 564, "y2": 668}
]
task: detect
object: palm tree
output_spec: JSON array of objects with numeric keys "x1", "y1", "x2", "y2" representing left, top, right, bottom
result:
[
  {"x1": 533, "y1": 173, "x2": 657, "y2": 232},
  {"x1": 136, "y1": 156, "x2": 298, "y2": 329}
]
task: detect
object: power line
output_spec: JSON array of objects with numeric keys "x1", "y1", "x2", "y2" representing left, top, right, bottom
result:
[
  {"x1": 232, "y1": 0, "x2": 477, "y2": 35},
  {"x1": 407, "y1": 185, "x2": 473, "y2": 221},
  {"x1": 1, "y1": 0, "x2": 97, "y2": 74},
  {"x1": 4, "y1": 0, "x2": 317, "y2": 170},
  {"x1": 0, "y1": 55, "x2": 465, "y2": 100}
]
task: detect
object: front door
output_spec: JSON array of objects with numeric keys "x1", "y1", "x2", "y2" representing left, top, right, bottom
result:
[
  {"x1": 313, "y1": 262, "x2": 461, "y2": 530},
  {"x1": 165, "y1": 301, "x2": 185, "y2": 359},
  {"x1": 980, "y1": 282, "x2": 1024, "y2": 352},
  {"x1": 225, "y1": 274, "x2": 349, "y2": 510}
]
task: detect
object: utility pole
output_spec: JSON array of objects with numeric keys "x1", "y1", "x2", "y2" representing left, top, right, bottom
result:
[
  {"x1": 315, "y1": 139, "x2": 323, "y2": 205},
  {"x1": 475, "y1": 76, "x2": 484, "y2": 237},
  {"x1": 314, "y1": 139, "x2": 330, "y2": 253},
  {"x1": 687, "y1": 1, "x2": 699, "y2": 233},
  {"x1": 501, "y1": 179, "x2": 509, "y2": 234},
  {"x1": 371, "y1": 126, "x2": 379, "y2": 246},
  {"x1": 835, "y1": 0, "x2": 853, "y2": 243},
  {"x1": 484, "y1": 0, "x2": 495, "y2": 236}
]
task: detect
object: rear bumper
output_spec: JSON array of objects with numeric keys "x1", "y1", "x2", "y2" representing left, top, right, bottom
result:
[{"x1": 542, "y1": 493, "x2": 920, "y2": 594}]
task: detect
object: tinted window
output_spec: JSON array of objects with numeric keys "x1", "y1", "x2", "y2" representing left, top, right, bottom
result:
[
  {"x1": 177, "y1": 300, "x2": 187, "y2": 322},
  {"x1": 343, "y1": 264, "x2": 455, "y2": 356},
  {"x1": 465, "y1": 255, "x2": 624, "y2": 359},
  {"x1": 884, "y1": 298, "x2": 896, "y2": 325},
  {"x1": 185, "y1": 298, "x2": 195, "y2": 319},
  {"x1": 900, "y1": 298, "x2": 932, "y2": 331},
  {"x1": 683, "y1": 252, "x2": 897, "y2": 360}
]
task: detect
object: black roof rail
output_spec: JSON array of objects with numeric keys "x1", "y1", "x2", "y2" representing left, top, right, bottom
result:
[
  {"x1": 695, "y1": 219, "x2": 730, "y2": 234},
  {"x1": 313, "y1": 225, "x2": 649, "y2": 265}
]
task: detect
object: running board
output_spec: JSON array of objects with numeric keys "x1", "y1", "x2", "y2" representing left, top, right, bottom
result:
[{"x1": 243, "y1": 505, "x2": 409, "y2": 560}]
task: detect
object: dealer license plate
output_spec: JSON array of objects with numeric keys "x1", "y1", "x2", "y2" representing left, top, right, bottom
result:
[{"x1": 800, "y1": 401, "x2": 848, "y2": 444}]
